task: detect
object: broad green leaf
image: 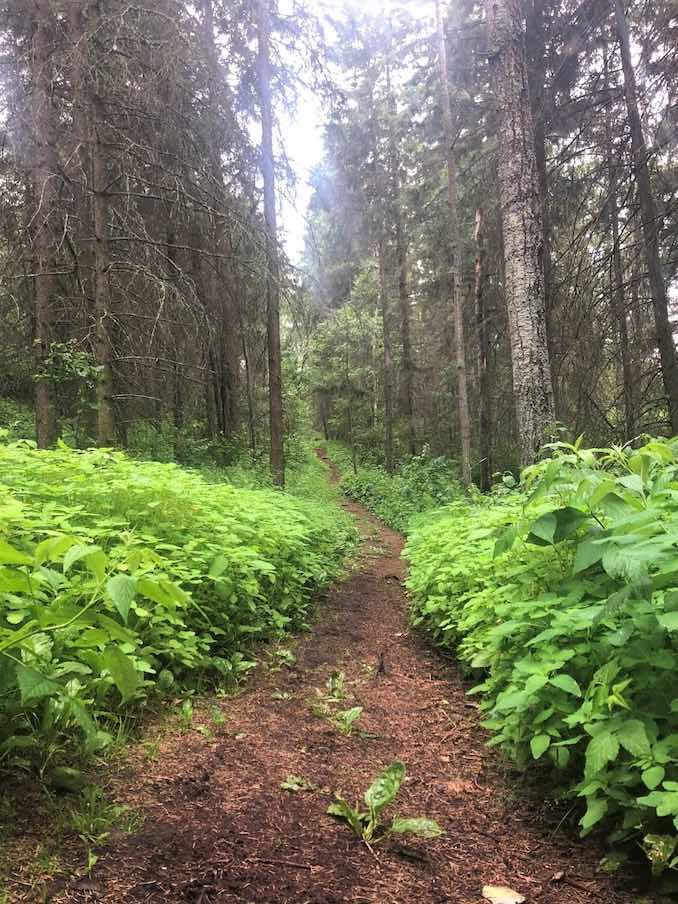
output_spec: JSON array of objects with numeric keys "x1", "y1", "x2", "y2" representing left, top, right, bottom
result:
[
  {"x1": 527, "y1": 507, "x2": 587, "y2": 546},
  {"x1": 15, "y1": 664, "x2": 60, "y2": 704},
  {"x1": 63, "y1": 543, "x2": 101, "y2": 573},
  {"x1": 530, "y1": 734, "x2": 551, "y2": 759},
  {"x1": 549, "y1": 674, "x2": 582, "y2": 696},
  {"x1": 364, "y1": 761, "x2": 405, "y2": 818},
  {"x1": 0, "y1": 539, "x2": 32, "y2": 566},
  {"x1": 659, "y1": 612, "x2": 678, "y2": 632},
  {"x1": 526, "y1": 511, "x2": 557, "y2": 546},
  {"x1": 617, "y1": 720, "x2": 650, "y2": 757},
  {"x1": 34, "y1": 535, "x2": 79, "y2": 566},
  {"x1": 208, "y1": 555, "x2": 229, "y2": 578},
  {"x1": 106, "y1": 574, "x2": 136, "y2": 624},
  {"x1": 390, "y1": 817, "x2": 443, "y2": 838},
  {"x1": 637, "y1": 789, "x2": 678, "y2": 818},
  {"x1": 580, "y1": 796, "x2": 608, "y2": 832},
  {"x1": 617, "y1": 474, "x2": 644, "y2": 494},
  {"x1": 585, "y1": 731, "x2": 619, "y2": 777},
  {"x1": 102, "y1": 646, "x2": 140, "y2": 702},
  {"x1": 642, "y1": 767, "x2": 666, "y2": 790},
  {"x1": 573, "y1": 536, "x2": 604, "y2": 573},
  {"x1": 85, "y1": 549, "x2": 108, "y2": 582}
]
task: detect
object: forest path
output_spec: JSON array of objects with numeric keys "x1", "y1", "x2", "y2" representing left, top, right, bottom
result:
[{"x1": 50, "y1": 455, "x2": 640, "y2": 904}]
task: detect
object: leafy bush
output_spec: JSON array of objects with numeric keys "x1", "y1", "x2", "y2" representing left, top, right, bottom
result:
[
  {"x1": 0, "y1": 441, "x2": 356, "y2": 771},
  {"x1": 406, "y1": 437, "x2": 678, "y2": 873},
  {"x1": 0, "y1": 399, "x2": 34, "y2": 443},
  {"x1": 338, "y1": 448, "x2": 461, "y2": 532}
]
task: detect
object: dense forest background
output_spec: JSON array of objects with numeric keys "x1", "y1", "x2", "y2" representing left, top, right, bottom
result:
[{"x1": 1, "y1": 0, "x2": 677, "y2": 486}]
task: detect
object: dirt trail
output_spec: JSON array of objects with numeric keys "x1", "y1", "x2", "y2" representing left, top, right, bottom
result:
[{"x1": 46, "y1": 458, "x2": 644, "y2": 904}]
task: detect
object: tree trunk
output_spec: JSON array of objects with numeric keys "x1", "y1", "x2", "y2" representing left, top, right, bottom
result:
[
  {"x1": 202, "y1": 0, "x2": 240, "y2": 436},
  {"x1": 385, "y1": 59, "x2": 416, "y2": 457},
  {"x1": 474, "y1": 208, "x2": 492, "y2": 491},
  {"x1": 29, "y1": 1, "x2": 58, "y2": 448},
  {"x1": 256, "y1": 0, "x2": 285, "y2": 486},
  {"x1": 614, "y1": 0, "x2": 678, "y2": 434},
  {"x1": 88, "y1": 2, "x2": 116, "y2": 445},
  {"x1": 485, "y1": 0, "x2": 555, "y2": 467},
  {"x1": 378, "y1": 236, "x2": 395, "y2": 474},
  {"x1": 603, "y1": 48, "x2": 634, "y2": 440},
  {"x1": 436, "y1": 0, "x2": 472, "y2": 485},
  {"x1": 525, "y1": 0, "x2": 559, "y2": 417}
]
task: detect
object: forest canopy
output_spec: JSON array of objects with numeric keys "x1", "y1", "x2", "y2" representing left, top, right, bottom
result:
[{"x1": 1, "y1": 0, "x2": 676, "y2": 482}]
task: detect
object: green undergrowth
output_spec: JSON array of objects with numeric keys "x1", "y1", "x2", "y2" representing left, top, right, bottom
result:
[
  {"x1": 0, "y1": 440, "x2": 356, "y2": 776},
  {"x1": 322, "y1": 441, "x2": 462, "y2": 532},
  {"x1": 405, "y1": 437, "x2": 678, "y2": 878}
]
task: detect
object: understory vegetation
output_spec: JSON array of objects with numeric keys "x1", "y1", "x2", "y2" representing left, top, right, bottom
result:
[
  {"x1": 403, "y1": 437, "x2": 678, "y2": 876},
  {"x1": 326, "y1": 442, "x2": 462, "y2": 533},
  {"x1": 0, "y1": 438, "x2": 355, "y2": 777}
]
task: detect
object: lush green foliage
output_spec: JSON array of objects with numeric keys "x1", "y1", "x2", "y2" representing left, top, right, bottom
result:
[
  {"x1": 327, "y1": 761, "x2": 442, "y2": 842},
  {"x1": 0, "y1": 441, "x2": 356, "y2": 772},
  {"x1": 335, "y1": 445, "x2": 462, "y2": 532},
  {"x1": 406, "y1": 438, "x2": 678, "y2": 873}
]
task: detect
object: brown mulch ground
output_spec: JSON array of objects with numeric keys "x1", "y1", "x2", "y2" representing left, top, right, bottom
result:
[{"x1": 5, "y1": 456, "x2": 655, "y2": 903}]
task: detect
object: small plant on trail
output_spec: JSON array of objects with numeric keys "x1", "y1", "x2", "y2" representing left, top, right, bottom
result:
[
  {"x1": 209, "y1": 706, "x2": 226, "y2": 729},
  {"x1": 68, "y1": 786, "x2": 141, "y2": 847},
  {"x1": 177, "y1": 699, "x2": 194, "y2": 732},
  {"x1": 327, "y1": 761, "x2": 442, "y2": 844},
  {"x1": 333, "y1": 706, "x2": 364, "y2": 736},
  {"x1": 280, "y1": 775, "x2": 317, "y2": 793},
  {"x1": 325, "y1": 670, "x2": 347, "y2": 702},
  {"x1": 270, "y1": 647, "x2": 296, "y2": 670}
]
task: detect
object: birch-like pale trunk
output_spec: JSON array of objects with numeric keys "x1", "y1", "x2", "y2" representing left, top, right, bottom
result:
[{"x1": 485, "y1": 0, "x2": 555, "y2": 466}]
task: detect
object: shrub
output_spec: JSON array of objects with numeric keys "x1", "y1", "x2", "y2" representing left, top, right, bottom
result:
[
  {"x1": 406, "y1": 438, "x2": 678, "y2": 873},
  {"x1": 0, "y1": 441, "x2": 356, "y2": 770},
  {"x1": 338, "y1": 448, "x2": 462, "y2": 532}
]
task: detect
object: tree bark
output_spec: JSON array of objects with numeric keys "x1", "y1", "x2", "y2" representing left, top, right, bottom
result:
[
  {"x1": 29, "y1": 0, "x2": 58, "y2": 448},
  {"x1": 202, "y1": 0, "x2": 240, "y2": 436},
  {"x1": 603, "y1": 48, "x2": 634, "y2": 440},
  {"x1": 378, "y1": 237, "x2": 395, "y2": 474},
  {"x1": 88, "y1": 10, "x2": 116, "y2": 445},
  {"x1": 436, "y1": 0, "x2": 472, "y2": 485},
  {"x1": 474, "y1": 208, "x2": 492, "y2": 491},
  {"x1": 614, "y1": 0, "x2": 678, "y2": 434},
  {"x1": 256, "y1": 0, "x2": 285, "y2": 486},
  {"x1": 525, "y1": 0, "x2": 559, "y2": 417},
  {"x1": 385, "y1": 58, "x2": 416, "y2": 457},
  {"x1": 485, "y1": 0, "x2": 555, "y2": 467}
]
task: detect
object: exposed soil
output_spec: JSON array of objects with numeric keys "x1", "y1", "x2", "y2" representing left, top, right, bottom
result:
[{"x1": 8, "y1": 455, "x2": 652, "y2": 903}]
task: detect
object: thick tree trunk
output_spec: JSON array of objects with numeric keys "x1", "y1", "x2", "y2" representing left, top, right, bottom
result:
[
  {"x1": 614, "y1": 0, "x2": 678, "y2": 434},
  {"x1": 526, "y1": 0, "x2": 559, "y2": 417},
  {"x1": 29, "y1": 1, "x2": 58, "y2": 448},
  {"x1": 386, "y1": 60, "x2": 416, "y2": 457},
  {"x1": 474, "y1": 208, "x2": 492, "y2": 491},
  {"x1": 256, "y1": 0, "x2": 285, "y2": 486},
  {"x1": 436, "y1": 0, "x2": 472, "y2": 485},
  {"x1": 485, "y1": 0, "x2": 555, "y2": 467}
]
